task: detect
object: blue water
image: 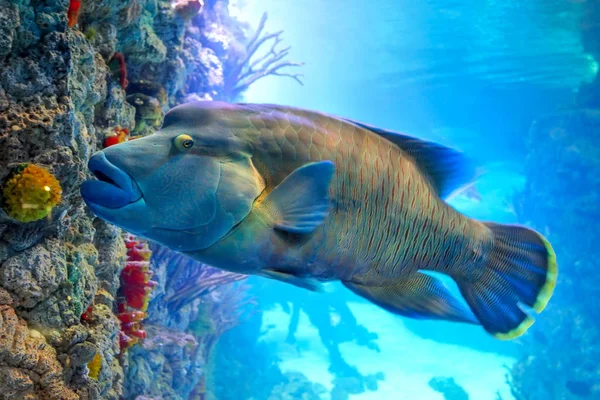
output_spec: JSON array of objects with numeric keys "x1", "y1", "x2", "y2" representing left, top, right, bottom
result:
[{"x1": 211, "y1": 1, "x2": 598, "y2": 399}]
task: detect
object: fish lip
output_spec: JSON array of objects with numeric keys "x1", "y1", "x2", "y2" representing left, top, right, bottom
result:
[
  {"x1": 88, "y1": 152, "x2": 132, "y2": 192},
  {"x1": 81, "y1": 151, "x2": 142, "y2": 208}
]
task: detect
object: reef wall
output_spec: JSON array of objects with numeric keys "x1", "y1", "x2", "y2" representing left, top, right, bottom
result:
[
  {"x1": 0, "y1": 0, "x2": 314, "y2": 398},
  {"x1": 0, "y1": 0, "x2": 221, "y2": 398},
  {"x1": 508, "y1": 2, "x2": 600, "y2": 399}
]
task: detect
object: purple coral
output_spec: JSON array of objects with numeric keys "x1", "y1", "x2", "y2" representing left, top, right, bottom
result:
[{"x1": 150, "y1": 244, "x2": 247, "y2": 310}]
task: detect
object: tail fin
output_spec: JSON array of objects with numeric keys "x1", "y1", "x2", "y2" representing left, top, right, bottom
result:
[{"x1": 457, "y1": 223, "x2": 557, "y2": 340}]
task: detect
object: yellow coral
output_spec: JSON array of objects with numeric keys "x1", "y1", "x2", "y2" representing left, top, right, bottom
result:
[
  {"x1": 2, "y1": 164, "x2": 62, "y2": 222},
  {"x1": 87, "y1": 352, "x2": 102, "y2": 380}
]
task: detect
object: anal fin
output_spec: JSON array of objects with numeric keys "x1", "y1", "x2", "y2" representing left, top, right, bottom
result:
[
  {"x1": 343, "y1": 272, "x2": 479, "y2": 325},
  {"x1": 259, "y1": 268, "x2": 325, "y2": 292}
]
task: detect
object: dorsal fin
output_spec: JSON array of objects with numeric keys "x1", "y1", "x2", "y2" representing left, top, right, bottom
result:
[{"x1": 343, "y1": 119, "x2": 478, "y2": 198}]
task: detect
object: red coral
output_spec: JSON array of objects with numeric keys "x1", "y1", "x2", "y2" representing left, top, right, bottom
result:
[
  {"x1": 81, "y1": 305, "x2": 93, "y2": 321},
  {"x1": 103, "y1": 127, "x2": 129, "y2": 148},
  {"x1": 67, "y1": 0, "x2": 82, "y2": 28},
  {"x1": 109, "y1": 52, "x2": 129, "y2": 90},
  {"x1": 117, "y1": 234, "x2": 156, "y2": 352}
]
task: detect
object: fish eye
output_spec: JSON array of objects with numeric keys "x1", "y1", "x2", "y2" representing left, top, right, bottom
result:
[{"x1": 174, "y1": 134, "x2": 194, "y2": 151}]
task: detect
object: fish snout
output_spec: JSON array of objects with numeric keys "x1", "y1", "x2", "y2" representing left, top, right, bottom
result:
[{"x1": 80, "y1": 151, "x2": 142, "y2": 209}]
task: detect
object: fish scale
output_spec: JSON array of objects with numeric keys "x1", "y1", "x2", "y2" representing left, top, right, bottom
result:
[{"x1": 238, "y1": 106, "x2": 485, "y2": 283}]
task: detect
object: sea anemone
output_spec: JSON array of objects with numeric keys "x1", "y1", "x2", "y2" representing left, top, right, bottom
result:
[{"x1": 2, "y1": 164, "x2": 62, "y2": 223}]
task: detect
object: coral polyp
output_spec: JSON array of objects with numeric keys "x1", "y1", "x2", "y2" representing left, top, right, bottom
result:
[{"x1": 2, "y1": 164, "x2": 62, "y2": 223}]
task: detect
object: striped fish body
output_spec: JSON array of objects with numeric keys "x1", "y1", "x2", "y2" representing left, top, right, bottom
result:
[
  {"x1": 230, "y1": 105, "x2": 490, "y2": 284},
  {"x1": 182, "y1": 102, "x2": 556, "y2": 340}
]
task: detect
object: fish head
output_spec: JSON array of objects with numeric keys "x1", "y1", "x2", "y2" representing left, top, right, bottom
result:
[{"x1": 81, "y1": 101, "x2": 265, "y2": 252}]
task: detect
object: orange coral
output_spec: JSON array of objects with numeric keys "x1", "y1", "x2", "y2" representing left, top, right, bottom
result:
[
  {"x1": 87, "y1": 352, "x2": 102, "y2": 380},
  {"x1": 2, "y1": 164, "x2": 62, "y2": 222}
]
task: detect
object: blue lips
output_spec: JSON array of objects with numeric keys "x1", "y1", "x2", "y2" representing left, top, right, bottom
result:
[{"x1": 81, "y1": 152, "x2": 141, "y2": 209}]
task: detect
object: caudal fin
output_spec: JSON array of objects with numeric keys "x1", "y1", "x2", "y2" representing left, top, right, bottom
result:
[{"x1": 457, "y1": 223, "x2": 557, "y2": 340}]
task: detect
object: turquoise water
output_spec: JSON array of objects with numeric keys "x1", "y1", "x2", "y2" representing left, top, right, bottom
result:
[{"x1": 212, "y1": 1, "x2": 598, "y2": 399}]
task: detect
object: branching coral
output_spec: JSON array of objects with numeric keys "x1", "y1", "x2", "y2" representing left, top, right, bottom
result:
[
  {"x1": 142, "y1": 325, "x2": 198, "y2": 351},
  {"x1": 151, "y1": 245, "x2": 247, "y2": 311},
  {"x1": 223, "y1": 12, "x2": 304, "y2": 100},
  {"x1": 2, "y1": 164, "x2": 62, "y2": 223},
  {"x1": 206, "y1": 282, "x2": 257, "y2": 336},
  {"x1": 117, "y1": 234, "x2": 157, "y2": 352}
]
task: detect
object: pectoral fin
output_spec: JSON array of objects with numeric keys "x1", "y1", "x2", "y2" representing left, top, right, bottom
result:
[
  {"x1": 259, "y1": 268, "x2": 325, "y2": 292},
  {"x1": 343, "y1": 272, "x2": 479, "y2": 324},
  {"x1": 258, "y1": 161, "x2": 335, "y2": 234}
]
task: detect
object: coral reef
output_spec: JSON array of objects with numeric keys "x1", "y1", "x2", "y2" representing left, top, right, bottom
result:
[
  {"x1": 0, "y1": 0, "x2": 315, "y2": 397},
  {"x1": 508, "y1": 3, "x2": 600, "y2": 398},
  {"x1": 0, "y1": 0, "x2": 267, "y2": 398},
  {"x1": 173, "y1": 0, "x2": 204, "y2": 21},
  {"x1": 220, "y1": 12, "x2": 303, "y2": 101},
  {"x1": 253, "y1": 277, "x2": 384, "y2": 397},
  {"x1": 0, "y1": 289, "x2": 78, "y2": 399},
  {"x1": 508, "y1": 107, "x2": 600, "y2": 400},
  {"x1": 122, "y1": 244, "x2": 257, "y2": 399},
  {"x1": 179, "y1": 5, "x2": 303, "y2": 102}
]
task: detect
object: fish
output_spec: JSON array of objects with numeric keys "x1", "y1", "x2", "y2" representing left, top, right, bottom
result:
[{"x1": 80, "y1": 101, "x2": 558, "y2": 340}]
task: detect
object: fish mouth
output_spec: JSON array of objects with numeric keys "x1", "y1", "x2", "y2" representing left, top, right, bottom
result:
[{"x1": 80, "y1": 152, "x2": 142, "y2": 209}]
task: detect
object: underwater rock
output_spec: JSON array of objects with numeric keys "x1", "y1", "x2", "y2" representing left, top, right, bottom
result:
[
  {"x1": 0, "y1": 304, "x2": 78, "y2": 399},
  {"x1": 20, "y1": 242, "x2": 99, "y2": 329},
  {"x1": 0, "y1": 239, "x2": 68, "y2": 309},
  {"x1": 0, "y1": 2, "x2": 19, "y2": 58}
]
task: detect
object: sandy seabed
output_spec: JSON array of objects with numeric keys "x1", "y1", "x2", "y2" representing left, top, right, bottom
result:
[{"x1": 261, "y1": 301, "x2": 516, "y2": 400}]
